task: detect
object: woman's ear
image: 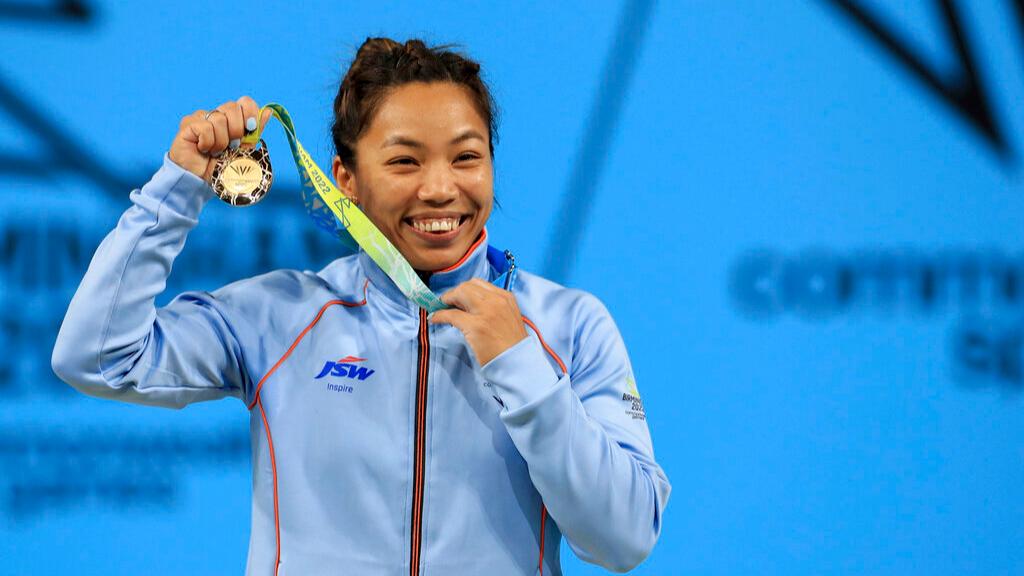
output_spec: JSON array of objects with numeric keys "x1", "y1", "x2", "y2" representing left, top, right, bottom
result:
[{"x1": 331, "y1": 155, "x2": 359, "y2": 204}]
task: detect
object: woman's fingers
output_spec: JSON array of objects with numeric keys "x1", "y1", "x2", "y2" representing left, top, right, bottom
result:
[
  {"x1": 167, "y1": 95, "x2": 268, "y2": 181},
  {"x1": 260, "y1": 107, "x2": 273, "y2": 132},
  {"x1": 238, "y1": 96, "x2": 259, "y2": 130},
  {"x1": 442, "y1": 279, "x2": 503, "y2": 310},
  {"x1": 432, "y1": 279, "x2": 527, "y2": 366},
  {"x1": 428, "y1": 308, "x2": 471, "y2": 330},
  {"x1": 216, "y1": 100, "x2": 245, "y2": 150},
  {"x1": 186, "y1": 115, "x2": 215, "y2": 154},
  {"x1": 238, "y1": 96, "x2": 261, "y2": 148},
  {"x1": 206, "y1": 110, "x2": 230, "y2": 156}
]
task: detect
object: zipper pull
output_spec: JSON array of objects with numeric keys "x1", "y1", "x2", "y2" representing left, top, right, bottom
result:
[{"x1": 503, "y1": 250, "x2": 517, "y2": 291}]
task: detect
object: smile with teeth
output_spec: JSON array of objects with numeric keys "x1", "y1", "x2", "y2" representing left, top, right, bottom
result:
[{"x1": 408, "y1": 216, "x2": 466, "y2": 234}]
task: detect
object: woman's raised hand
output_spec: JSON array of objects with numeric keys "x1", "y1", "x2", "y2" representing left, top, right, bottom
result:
[
  {"x1": 169, "y1": 96, "x2": 272, "y2": 181},
  {"x1": 428, "y1": 278, "x2": 529, "y2": 366}
]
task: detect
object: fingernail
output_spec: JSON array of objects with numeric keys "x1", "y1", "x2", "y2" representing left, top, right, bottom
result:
[
  {"x1": 229, "y1": 138, "x2": 240, "y2": 149},
  {"x1": 246, "y1": 117, "x2": 257, "y2": 132}
]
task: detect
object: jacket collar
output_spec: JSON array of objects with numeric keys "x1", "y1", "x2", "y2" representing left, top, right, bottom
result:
[{"x1": 359, "y1": 228, "x2": 492, "y2": 313}]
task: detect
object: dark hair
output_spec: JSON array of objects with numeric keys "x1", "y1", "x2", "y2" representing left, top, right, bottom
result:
[{"x1": 331, "y1": 37, "x2": 499, "y2": 171}]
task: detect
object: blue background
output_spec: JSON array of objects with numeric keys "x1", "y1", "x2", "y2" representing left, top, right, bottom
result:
[{"x1": 1, "y1": 1, "x2": 1022, "y2": 574}]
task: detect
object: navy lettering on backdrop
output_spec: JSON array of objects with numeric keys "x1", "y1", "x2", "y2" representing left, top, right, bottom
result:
[
  {"x1": 0, "y1": 0, "x2": 346, "y2": 518},
  {"x1": 733, "y1": 2, "x2": 1024, "y2": 394},
  {"x1": 953, "y1": 316, "x2": 1024, "y2": 388},
  {"x1": 0, "y1": 207, "x2": 336, "y2": 516},
  {"x1": 730, "y1": 249, "x2": 1024, "y2": 390},
  {"x1": 0, "y1": 427, "x2": 248, "y2": 520}
]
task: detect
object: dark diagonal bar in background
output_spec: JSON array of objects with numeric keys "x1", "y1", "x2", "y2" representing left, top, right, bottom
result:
[
  {"x1": 1014, "y1": 1, "x2": 1024, "y2": 69},
  {"x1": 0, "y1": 0, "x2": 91, "y2": 22},
  {"x1": 543, "y1": 0, "x2": 657, "y2": 284},
  {"x1": 0, "y1": 1, "x2": 140, "y2": 195},
  {"x1": 0, "y1": 70, "x2": 138, "y2": 194},
  {"x1": 821, "y1": 0, "x2": 1011, "y2": 163}
]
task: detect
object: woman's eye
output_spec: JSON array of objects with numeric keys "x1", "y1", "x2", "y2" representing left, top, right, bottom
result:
[
  {"x1": 389, "y1": 158, "x2": 416, "y2": 166},
  {"x1": 456, "y1": 153, "x2": 479, "y2": 162}
]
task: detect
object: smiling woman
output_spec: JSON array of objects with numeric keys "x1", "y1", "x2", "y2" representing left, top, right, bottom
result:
[
  {"x1": 329, "y1": 38, "x2": 498, "y2": 274},
  {"x1": 51, "y1": 36, "x2": 671, "y2": 576},
  {"x1": 331, "y1": 80, "x2": 493, "y2": 273}
]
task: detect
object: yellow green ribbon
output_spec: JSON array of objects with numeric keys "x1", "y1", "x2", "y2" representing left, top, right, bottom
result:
[{"x1": 243, "y1": 103, "x2": 447, "y2": 312}]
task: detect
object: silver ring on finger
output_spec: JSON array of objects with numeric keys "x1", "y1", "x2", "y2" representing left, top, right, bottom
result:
[{"x1": 204, "y1": 109, "x2": 222, "y2": 121}]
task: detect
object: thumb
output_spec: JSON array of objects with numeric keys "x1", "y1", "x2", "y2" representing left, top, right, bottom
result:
[
  {"x1": 259, "y1": 107, "x2": 273, "y2": 132},
  {"x1": 241, "y1": 108, "x2": 274, "y2": 150}
]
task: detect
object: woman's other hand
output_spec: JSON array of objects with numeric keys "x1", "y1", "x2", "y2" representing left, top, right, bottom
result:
[
  {"x1": 428, "y1": 278, "x2": 529, "y2": 366},
  {"x1": 168, "y1": 95, "x2": 272, "y2": 181}
]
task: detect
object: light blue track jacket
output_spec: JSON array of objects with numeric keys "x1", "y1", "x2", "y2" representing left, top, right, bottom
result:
[{"x1": 51, "y1": 154, "x2": 671, "y2": 575}]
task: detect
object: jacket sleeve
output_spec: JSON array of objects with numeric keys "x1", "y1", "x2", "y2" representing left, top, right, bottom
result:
[
  {"x1": 51, "y1": 154, "x2": 255, "y2": 409},
  {"x1": 479, "y1": 292, "x2": 671, "y2": 573}
]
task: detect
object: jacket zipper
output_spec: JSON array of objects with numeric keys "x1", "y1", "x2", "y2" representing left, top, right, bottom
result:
[
  {"x1": 408, "y1": 252, "x2": 513, "y2": 574},
  {"x1": 410, "y1": 308, "x2": 430, "y2": 576},
  {"x1": 503, "y1": 249, "x2": 517, "y2": 290}
]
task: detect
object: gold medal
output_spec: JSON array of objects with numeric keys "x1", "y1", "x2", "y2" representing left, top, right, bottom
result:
[{"x1": 209, "y1": 139, "x2": 273, "y2": 206}]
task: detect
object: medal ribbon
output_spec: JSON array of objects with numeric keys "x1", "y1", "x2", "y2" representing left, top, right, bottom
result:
[{"x1": 241, "y1": 103, "x2": 503, "y2": 312}]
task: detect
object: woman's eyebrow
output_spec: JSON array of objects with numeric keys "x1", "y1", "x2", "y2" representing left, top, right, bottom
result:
[{"x1": 381, "y1": 129, "x2": 485, "y2": 149}]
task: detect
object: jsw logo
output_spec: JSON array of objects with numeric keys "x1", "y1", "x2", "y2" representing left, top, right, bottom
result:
[{"x1": 315, "y1": 356, "x2": 375, "y2": 381}]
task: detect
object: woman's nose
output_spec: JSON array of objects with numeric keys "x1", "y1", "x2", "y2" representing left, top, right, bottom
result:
[{"x1": 418, "y1": 165, "x2": 459, "y2": 203}]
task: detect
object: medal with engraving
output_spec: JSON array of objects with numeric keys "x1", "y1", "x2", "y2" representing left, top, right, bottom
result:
[{"x1": 209, "y1": 139, "x2": 273, "y2": 206}]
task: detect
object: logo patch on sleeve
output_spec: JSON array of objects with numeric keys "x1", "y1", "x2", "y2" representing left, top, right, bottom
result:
[{"x1": 622, "y1": 374, "x2": 646, "y2": 420}]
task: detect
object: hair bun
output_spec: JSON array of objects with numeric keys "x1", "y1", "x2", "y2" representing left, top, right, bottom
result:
[
  {"x1": 355, "y1": 37, "x2": 402, "y2": 59},
  {"x1": 331, "y1": 36, "x2": 500, "y2": 169}
]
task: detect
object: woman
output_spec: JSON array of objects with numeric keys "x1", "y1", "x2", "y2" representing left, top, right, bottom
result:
[{"x1": 52, "y1": 38, "x2": 670, "y2": 575}]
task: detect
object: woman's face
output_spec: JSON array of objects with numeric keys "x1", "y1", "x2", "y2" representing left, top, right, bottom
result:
[{"x1": 332, "y1": 81, "x2": 493, "y2": 272}]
